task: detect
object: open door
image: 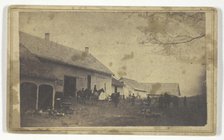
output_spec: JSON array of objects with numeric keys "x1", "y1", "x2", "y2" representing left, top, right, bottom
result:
[
  {"x1": 64, "y1": 76, "x2": 76, "y2": 97},
  {"x1": 38, "y1": 84, "x2": 53, "y2": 110}
]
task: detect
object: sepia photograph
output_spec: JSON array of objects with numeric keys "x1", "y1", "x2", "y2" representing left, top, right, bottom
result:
[{"x1": 7, "y1": 6, "x2": 217, "y2": 135}]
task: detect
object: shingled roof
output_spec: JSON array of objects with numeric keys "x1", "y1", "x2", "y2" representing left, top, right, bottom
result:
[
  {"x1": 120, "y1": 77, "x2": 146, "y2": 92},
  {"x1": 20, "y1": 44, "x2": 57, "y2": 80},
  {"x1": 112, "y1": 77, "x2": 124, "y2": 87},
  {"x1": 120, "y1": 77, "x2": 180, "y2": 96},
  {"x1": 141, "y1": 83, "x2": 181, "y2": 96},
  {"x1": 19, "y1": 32, "x2": 113, "y2": 75}
]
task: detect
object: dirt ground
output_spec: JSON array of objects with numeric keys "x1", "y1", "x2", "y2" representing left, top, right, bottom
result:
[{"x1": 21, "y1": 96, "x2": 207, "y2": 127}]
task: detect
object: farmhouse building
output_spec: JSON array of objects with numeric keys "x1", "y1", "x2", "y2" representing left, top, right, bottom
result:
[
  {"x1": 112, "y1": 77, "x2": 124, "y2": 94},
  {"x1": 119, "y1": 77, "x2": 181, "y2": 99},
  {"x1": 141, "y1": 83, "x2": 181, "y2": 97},
  {"x1": 20, "y1": 32, "x2": 113, "y2": 112},
  {"x1": 119, "y1": 77, "x2": 147, "y2": 99}
]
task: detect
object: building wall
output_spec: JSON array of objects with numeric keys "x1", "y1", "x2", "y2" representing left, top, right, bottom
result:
[
  {"x1": 112, "y1": 85, "x2": 124, "y2": 94},
  {"x1": 20, "y1": 59, "x2": 112, "y2": 109},
  {"x1": 123, "y1": 85, "x2": 134, "y2": 98},
  {"x1": 122, "y1": 85, "x2": 148, "y2": 99},
  {"x1": 135, "y1": 90, "x2": 148, "y2": 99},
  {"x1": 40, "y1": 59, "x2": 112, "y2": 95},
  {"x1": 117, "y1": 87, "x2": 123, "y2": 95},
  {"x1": 122, "y1": 83, "x2": 180, "y2": 99}
]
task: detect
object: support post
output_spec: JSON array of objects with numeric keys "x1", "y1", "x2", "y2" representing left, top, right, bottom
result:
[
  {"x1": 36, "y1": 85, "x2": 39, "y2": 110},
  {"x1": 52, "y1": 87, "x2": 55, "y2": 110}
]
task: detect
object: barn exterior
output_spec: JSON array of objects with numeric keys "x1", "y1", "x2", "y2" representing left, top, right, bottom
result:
[
  {"x1": 20, "y1": 32, "x2": 113, "y2": 112},
  {"x1": 119, "y1": 77, "x2": 181, "y2": 99},
  {"x1": 119, "y1": 77, "x2": 147, "y2": 99},
  {"x1": 141, "y1": 83, "x2": 181, "y2": 97},
  {"x1": 112, "y1": 77, "x2": 124, "y2": 94},
  {"x1": 112, "y1": 77, "x2": 124, "y2": 95}
]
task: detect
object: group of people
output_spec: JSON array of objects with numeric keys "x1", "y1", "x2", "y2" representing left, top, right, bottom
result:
[
  {"x1": 127, "y1": 93, "x2": 138, "y2": 105},
  {"x1": 158, "y1": 93, "x2": 180, "y2": 109},
  {"x1": 75, "y1": 87, "x2": 186, "y2": 110},
  {"x1": 76, "y1": 85, "x2": 105, "y2": 104},
  {"x1": 76, "y1": 88, "x2": 92, "y2": 102},
  {"x1": 125, "y1": 92, "x2": 181, "y2": 109}
]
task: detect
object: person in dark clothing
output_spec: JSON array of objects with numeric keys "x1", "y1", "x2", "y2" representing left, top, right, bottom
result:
[
  {"x1": 131, "y1": 94, "x2": 136, "y2": 105},
  {"x1": 93, "y1": 85, "x2": 97, "y2": 95},
  {"x1": 147, "y1": 94, "x2": 151, "y2": 106}
]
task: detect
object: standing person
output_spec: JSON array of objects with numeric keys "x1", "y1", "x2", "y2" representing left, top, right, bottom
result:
[
  {"x1": 93, "y1": 85, "x2": 97, "y2": 92},
  {"x1": 131, "y1": 94, "x2": 136, "y2": 105},
  {"x1": 128, "y1": 93, "x2": 132, "y2": 103},
  {"x1": 147, "y1": 94, "x2": 151, "y2": 107},
  {"x1": 111, "y1": 92, "x2": 120, "y2": 107},
  {"x1": 93, "y1": 85, "x2": 97, "y2": 95}
]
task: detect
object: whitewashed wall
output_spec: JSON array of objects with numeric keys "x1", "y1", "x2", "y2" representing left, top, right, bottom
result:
[{"x1": 40, "y1": 59, "x2": 112, "y2": 95}]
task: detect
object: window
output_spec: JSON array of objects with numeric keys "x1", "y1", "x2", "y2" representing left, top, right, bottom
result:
[{"x1": 115, "y1": 86, "x2": 117, "y2": 93}]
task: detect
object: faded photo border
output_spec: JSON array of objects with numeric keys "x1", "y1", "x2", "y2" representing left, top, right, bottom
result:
[{"x1": 7, "y1": 6, "x2": 217, "y2": 135}]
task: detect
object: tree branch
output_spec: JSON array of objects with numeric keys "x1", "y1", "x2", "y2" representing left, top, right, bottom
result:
[{"x1": 142, "y1": 34, "x2": 205, "y2": 45}]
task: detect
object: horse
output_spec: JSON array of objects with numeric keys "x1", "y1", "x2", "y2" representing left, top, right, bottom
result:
[
  {"x1": 110, "y1": 92, "x2": 120, "y2": 107},
  {"x1": 77, "y1": 89, "x2": 85, "y2": 104},
  {"x1": 90, "y1": 88, "x2": 105, "y2": 102}
]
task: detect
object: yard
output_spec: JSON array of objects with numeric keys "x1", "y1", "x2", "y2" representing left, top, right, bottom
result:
[{"x1": 21, "y1": 96, "x2": 207, "y2": 127}]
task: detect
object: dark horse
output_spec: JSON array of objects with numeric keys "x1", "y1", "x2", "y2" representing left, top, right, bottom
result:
[
  {"x1": 110, "y1": 92, "x2": 120, "y2": 107},
  {"x1": 76, "y1": 88, "x2": 92, "y2": 104},
  {"x1": 77, "y1": 88, "x2": 105, "y2": 104}
]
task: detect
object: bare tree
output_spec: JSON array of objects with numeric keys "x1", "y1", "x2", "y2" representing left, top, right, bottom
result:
[{"x1": 137, "y1": 12, "x2": 205, "y2": 56}]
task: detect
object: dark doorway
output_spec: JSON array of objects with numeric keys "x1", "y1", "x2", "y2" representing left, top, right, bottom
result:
[
  {"x1": 114, "y1": 86, "x2": 118, "y2": 93},
  {"x1": 64, "y1": 76, "x2": 76, "y2": 97},
  {"x1": 87, "y1": 75, "x2": 91, "y2": 89},
  {"x1": 38, "y1": 85, "x2": 53, "y2": 110},
  {"x1": 20, "y1": 82, "x2": 37, "y2": 113}
]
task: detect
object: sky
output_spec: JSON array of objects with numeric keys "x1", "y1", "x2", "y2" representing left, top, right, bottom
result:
[{"x1": 19, "y1": 11, "x2": 206, "y2": 96}]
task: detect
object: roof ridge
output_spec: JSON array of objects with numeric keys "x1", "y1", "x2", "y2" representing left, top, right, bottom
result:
[
  {"x1": 19, "y1": 31, "x2": 113, "y2": 75},
  {"x1": 19, "y1": 31, "x2": 84, "y2": 53}
]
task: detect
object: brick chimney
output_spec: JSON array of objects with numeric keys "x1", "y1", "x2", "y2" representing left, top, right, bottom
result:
[
  {"x1": 85, "y1": 47, "x2": 89, "y2": 54},
  {"x1": 45, "y1": 33, "x2": 50, "y2": 41}
]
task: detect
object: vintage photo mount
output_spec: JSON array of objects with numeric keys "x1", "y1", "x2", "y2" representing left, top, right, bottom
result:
[{"x1": 7, "y1": 6, "x2": 217, "y2": 135}]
